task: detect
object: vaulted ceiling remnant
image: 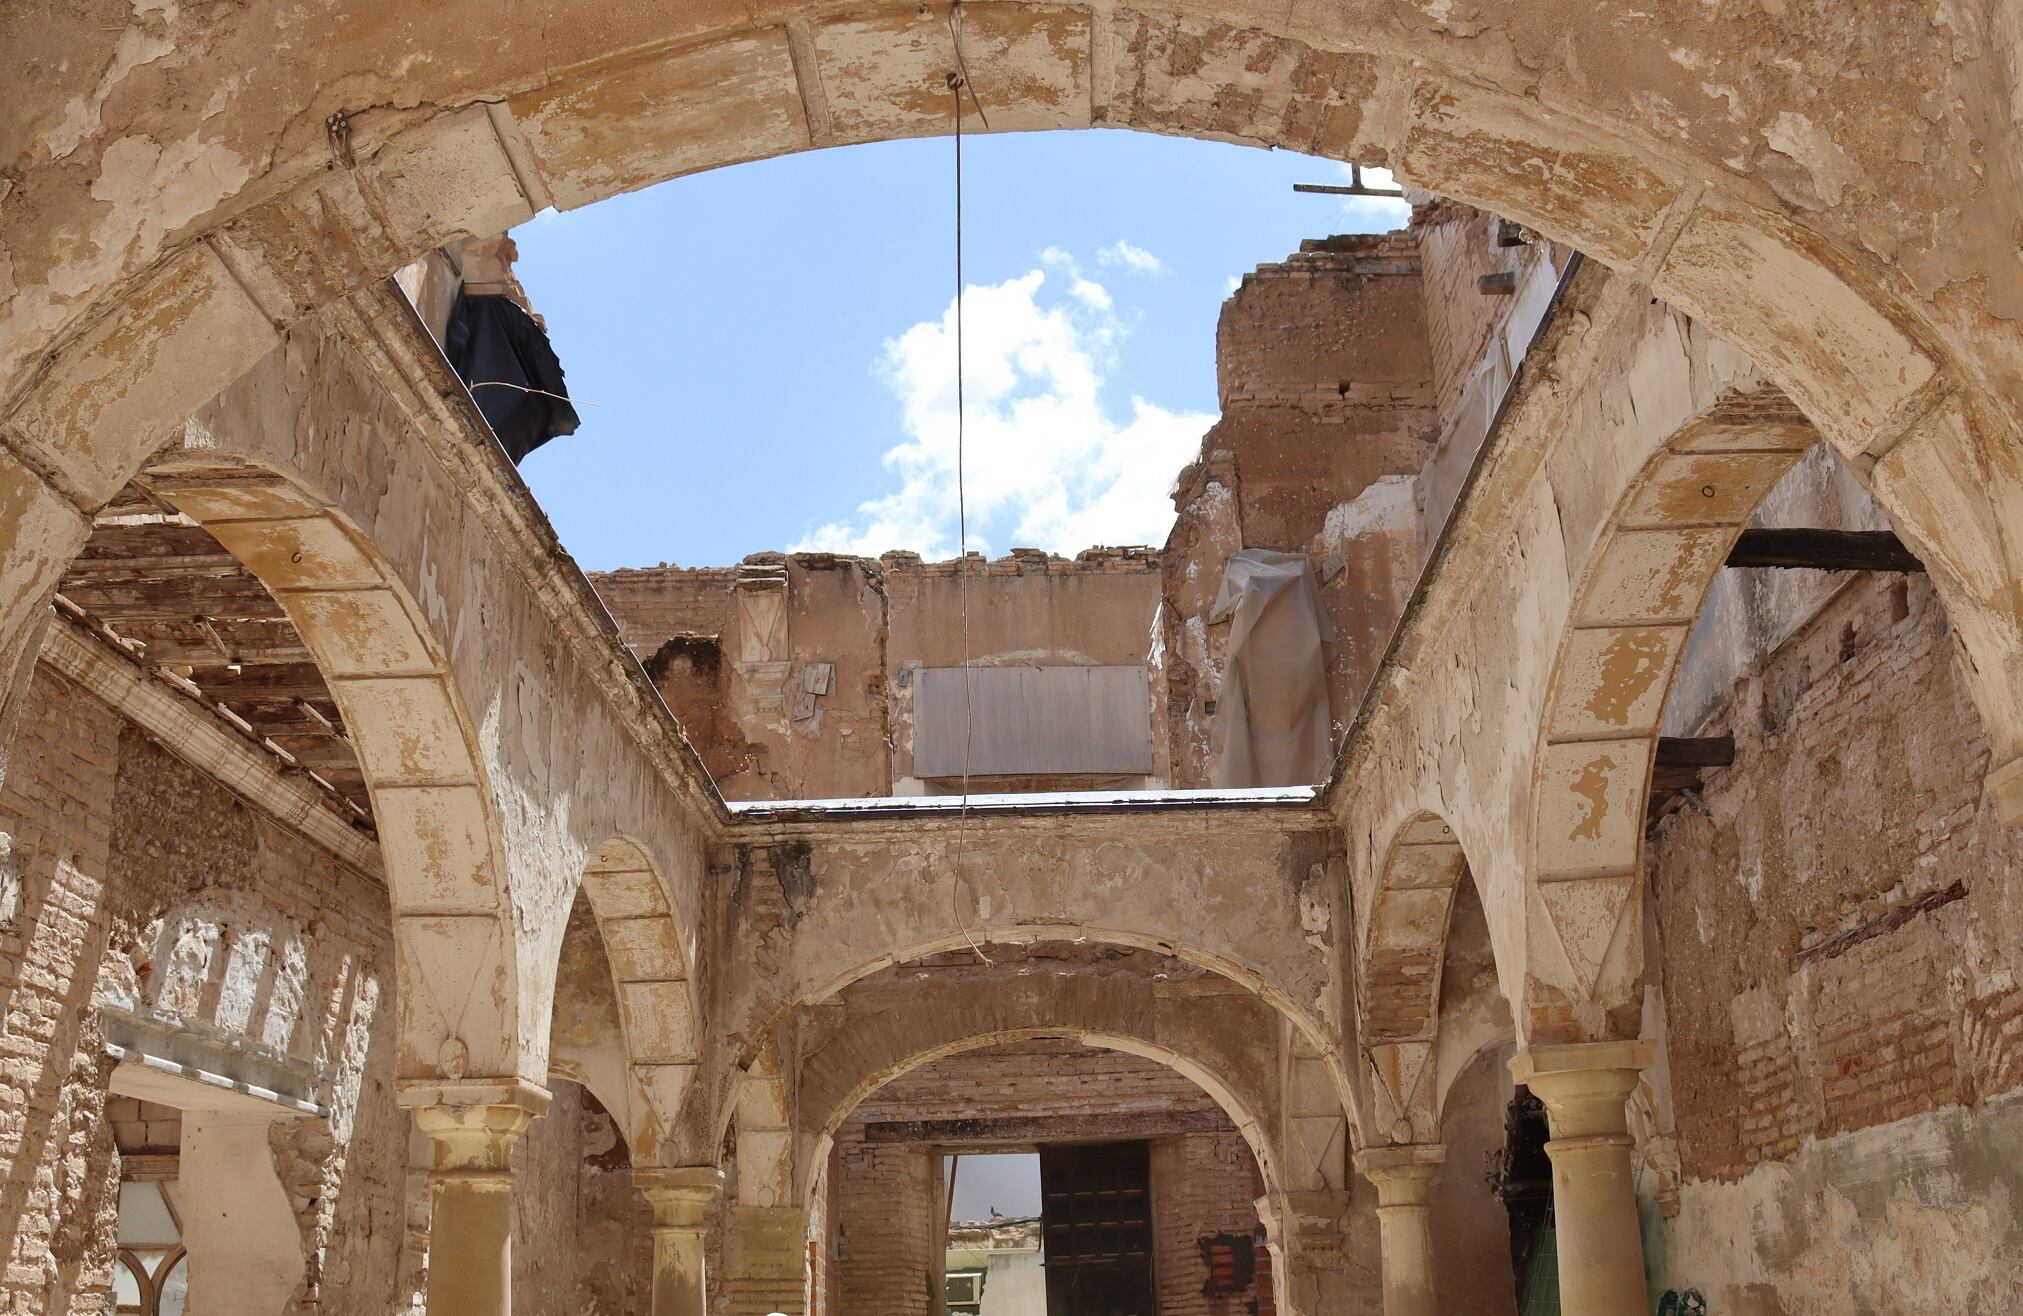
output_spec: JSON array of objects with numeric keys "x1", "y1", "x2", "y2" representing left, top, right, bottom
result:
[{"x1": 54, "y1": 481, "x2": 374, "y2": 830}]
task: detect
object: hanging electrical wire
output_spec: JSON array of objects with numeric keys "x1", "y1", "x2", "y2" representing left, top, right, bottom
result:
[{"x1": 947, "y1": 2, "x2": 991, "y2": 966}]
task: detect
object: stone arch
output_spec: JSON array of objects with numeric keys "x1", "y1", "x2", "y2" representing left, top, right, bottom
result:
[
  {"x1": 787, "y1": 922, "x2": 1340, "y2": 1054},
  {"x1": 1523, "y1": 385, "x2": 1820, "y2": 1039},
  {"x1": 578, "y1": 839, "x2": 702, "y2": 1163},
  {"x1": 787, "y1": 949, "x2": 1361, "y2": 1316},
  {"x1": 1357, "y1": 812, "x2": 1471, "y2": 1146},
  {"x1": 807, "y1": 1027, "x2": 1285, "y2": 1202},
  {"x1": 5, "y1": 4, "x2": 2023, "y2": 844},
  {"x1": 119, "y1": 461, "x2": 529, "y2": 1087},
  {"x1": 788, "y1": 978, "x2": 1294, "y2": 1204},
  {"x1": 799, "y1": 977, "x2": 1295, "y2": 1185},
  {"x1": 721, "y1": 910, "x2": 1358, "y2": 1152},
  {"x1": 724, "y1": 820, "x2": 1347, "y2": 1084}
]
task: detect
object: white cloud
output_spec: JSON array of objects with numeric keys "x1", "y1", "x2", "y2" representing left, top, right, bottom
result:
[
  {"x1": 1330, "y1": 163, "x2": 1413, "y2": 232},
  {"x1": 795, "y1": 263, "x2": 1212, "y2": 559},
  {"x1": 1096, "y1": 239, "x2": 1166, "y2": 276},
  {"x1": 1224, "y1": 274, "x2": 1243, "y2": 296}
]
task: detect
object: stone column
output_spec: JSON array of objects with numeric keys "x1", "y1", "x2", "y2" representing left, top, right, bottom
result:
[
  {"x1": 401, "y1": 1080, "x2": 549, "y2": 1316},
  {"x1": 1510, "y1": 1041, "x2": 1654, "y2": 1316},
  {"x1": 1270, "y1": 1189, "x2": 1353, "y2": 1316},
  {"x1": 179, "y1": 1108, "x2": 309, "y2": 1315},
  {"x1": 727, "y1": 1204, "x2": 808, "y2": 1316},
  {"x1": 638, "y1": 1167, "x2": 721, "y2": 1316},
  {"x1": 1354, "y1": 1144, "x2": 1444, "y2": 1316}
]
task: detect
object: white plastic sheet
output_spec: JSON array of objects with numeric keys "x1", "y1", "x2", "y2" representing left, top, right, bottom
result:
[{"x1": 1209, "y1": 549, "x2": 1334, "y2": 787}]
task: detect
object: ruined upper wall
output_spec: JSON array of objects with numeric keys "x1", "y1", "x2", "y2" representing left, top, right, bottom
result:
[
  {"x1": 1218, "y1": 231, "x2": 1430, "y2": 413},
  {"x1": 591, "y1": 547, "x2": 1164, "y2": 799},
  {"x1": 591, "y1": 206, "x2": 1564, "y2": 797},
  {"x1": 1160, "y1": 204, "x2": 1561, "y2": 787}
]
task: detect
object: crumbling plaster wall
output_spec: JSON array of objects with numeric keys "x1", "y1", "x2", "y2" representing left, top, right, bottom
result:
[
  {"x1": 882, "y1": 550, "x2": 1167, "y2": 793},
  {"x1": 1641, "y1": 570, "x2": 2023, "y2": 1311},
  {"x1": 725, "y1": 815, "x2": 1344, "y2": 1072},
  {"x1": 0, "y1": 667, "x2": 404, "y2": 1316},
  {"x1": 511, "y1": 1078, "x2": 653, "y2": 1316}
]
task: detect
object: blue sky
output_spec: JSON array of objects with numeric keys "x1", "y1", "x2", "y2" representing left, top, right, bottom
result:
[{"x1": 512, "y1": 130, "x2": 1409, "y2": 571}]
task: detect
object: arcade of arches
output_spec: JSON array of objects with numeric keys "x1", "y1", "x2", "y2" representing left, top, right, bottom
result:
[{"x1": 3, "y1": 3, "x2": 2023, "y2": 1312}]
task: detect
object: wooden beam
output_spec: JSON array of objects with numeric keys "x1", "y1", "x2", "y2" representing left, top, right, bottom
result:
[
  {"x1": 1654, "y1": 735, "x2": 1734, "y2": 768},
  {"x1": 1726, "y1": 528, "x2": 1924, "y2": 573},
  {"x1": 39, "y1": 620, "x2": 380, "y2": 874},
  {"x1": 56, "y1": 576, "x2": 287, "y2": 621},
  {"x1": 1650, "y1": 735, "x2": 1735, "y2": 796},
  {"x1": 861, "y1": 1109, "x2": 1232, "y2": 1146},
  {"x1": 179, "y1": 663, "x2": 336, "y2": 698}
]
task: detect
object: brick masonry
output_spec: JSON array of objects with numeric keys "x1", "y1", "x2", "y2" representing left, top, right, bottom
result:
[
  {"x1": 824, "y1": 1041, "x2": 1269, "y2": 1316},
  {"x1": 1650, "y1": 576, "x2": 2023, "y2": 1182},
  {"x1": 0, "y1": 667, "x2": 405, "y2": 1316}
]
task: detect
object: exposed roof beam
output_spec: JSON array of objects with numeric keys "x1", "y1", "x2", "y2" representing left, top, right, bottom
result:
[
  {"x1": 38, "y1": 618, "x2": 381, "y2": 878},
  {"x1": 1726, "y1": 528, "x2": 1924, "y2": 573}
]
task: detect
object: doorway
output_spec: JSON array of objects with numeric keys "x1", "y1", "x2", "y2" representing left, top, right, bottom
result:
[{"x1": 1038, "y1": 1142, "x2": 1156, "y2": 1316}]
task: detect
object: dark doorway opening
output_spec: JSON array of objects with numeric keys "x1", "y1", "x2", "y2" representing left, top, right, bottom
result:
[
  {"x1": 1039, "y1": 1141, "x2": 1157, "y2": 1316},
  {"x1": 1488, "y1": 1085, "x2": 1557, "y2": 1311}
]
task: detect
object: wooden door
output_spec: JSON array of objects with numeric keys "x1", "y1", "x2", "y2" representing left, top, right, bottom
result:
[{"x1": 1039, "y1": 1142, "x2": 1157, "y2": 1316}]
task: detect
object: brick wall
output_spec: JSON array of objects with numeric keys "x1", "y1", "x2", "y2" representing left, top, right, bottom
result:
[
  {"x1": 1651, "y1": 574, "x2": 2023, "y2": 1183},
  {"x1": 0, "y1": 667, "x2": 407, "y2": 1316},
  {"x1": 1150, "y1": 1131, "x2": 1267, "y2": 1316},
  {"x1": 1163, "y1": 233, "x2": 1440, "y2": 786},
  {"x1": 831, "y1": 1042, "x2": 1266, "y2": 1316},
  {"x1": 834, "y1": 1136, "x2": 941, "y2": 1316},
  {"x1": 0, "y1": 668, "x2": 123, "y2": 1314},
  {"x1": 591, "y1": 566, "x2": 739, "y2": 659},
  {"x1": 596, "y1": 550, "x2": 1165, "y2": 799},
  {"x1": 850, "y1": 1040, "x2": 1227, "y2": 1125}
]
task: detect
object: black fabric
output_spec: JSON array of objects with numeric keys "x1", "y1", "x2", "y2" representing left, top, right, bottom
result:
[{"x1": 443, "y1": 292, "x2": 581, "y2": 463}]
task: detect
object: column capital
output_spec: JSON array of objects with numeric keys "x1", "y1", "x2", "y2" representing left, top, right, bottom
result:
[
  {"x1": 400, "y1": 1076, "x2": 551, "y2": 1171},
  {"x1": 1509, "y1": 1041, "x2": 1652, "y2": 1139},
  {"x1": 1277, "y1": 1189, "x2": 1353, "y2": 1250},
  {"x1": 1354, "y1": 1144, "x2": 1444, "y2": 1207},
  {"x1": 637, "y1": 1167, "x2": 723, "y2": 1231}
]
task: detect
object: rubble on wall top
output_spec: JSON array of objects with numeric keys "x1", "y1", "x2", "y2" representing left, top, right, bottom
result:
[
  {"x1": 948, "y1": 1217, "x2": 1044, "y2": 1248},
  {"x1": 1231, "y1": 229, "x2": 1421, "y2": 293},
  {"x1": 589, "y1": 545, "x2": 1163, "y2": 587},
  {"x1": 881, "y1": 545, "x2": 1161, "y2": 577}
]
